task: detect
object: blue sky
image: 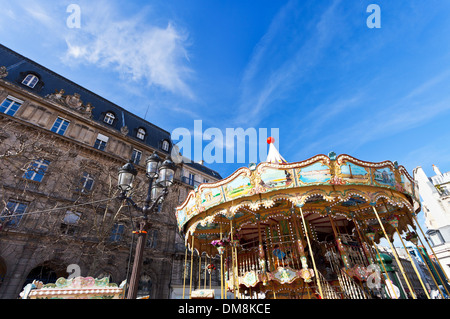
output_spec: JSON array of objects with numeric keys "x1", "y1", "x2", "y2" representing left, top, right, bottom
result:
[{"x1": 1, "y1": 0, "x2": 450, "y2": 241}]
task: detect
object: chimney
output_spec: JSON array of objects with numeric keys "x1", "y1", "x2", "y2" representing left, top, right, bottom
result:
[{"x1": 432, "y1": 165, "x2": 443, "y2": 176}]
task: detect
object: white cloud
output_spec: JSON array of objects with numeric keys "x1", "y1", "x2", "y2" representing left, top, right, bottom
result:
[
  {"x1": 235, "y1": 0, "x2": 343, "y2": 126},
  {"x1": 63, "y1": 2, "x2": 194, "y2": 99},
  {"x1": 21, "y1": 1, "x2": 55, "y2": 28}
]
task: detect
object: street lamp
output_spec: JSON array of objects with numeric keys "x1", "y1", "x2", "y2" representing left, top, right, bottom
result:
[
  {"x1": 146, "y1": 152, "x2": 161, "y2": 179},
  {"x1": 158, "y1": 159, "x2": 176, "y2": 188},
  {"x1": 118, "y1": 162, "x2": 137, "y2": 194},
  {"x1": 117, "y1": 151, "x2": 177, "y2": 299}
]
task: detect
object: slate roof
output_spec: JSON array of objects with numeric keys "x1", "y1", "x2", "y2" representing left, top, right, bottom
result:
[
  {"x1": 0, "y1": 44, "x2": 170, "y2": 153},
  {"x1": 0, "y1": 43, "x2": 222, "y2": 180},
  {"x1": 184, "y1": 161, "x2": 222, "y2": 180}
]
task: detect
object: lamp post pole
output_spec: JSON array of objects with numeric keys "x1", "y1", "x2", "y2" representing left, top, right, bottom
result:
[
  {"x1": 128, "y1": 218, "x2": 149, "y2": 299},
  {"x1": 117, "y1": 152, "x2": 176, "y2": 299}
]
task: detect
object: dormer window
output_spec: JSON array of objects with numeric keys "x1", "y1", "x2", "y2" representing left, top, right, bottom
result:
[
  {"x1": 104, "y1": 112, "x2": 116, "y2": 125},
  {"x1": 161, "y1": 140, "x2": 170, "y2": 152},
  {"x1": 137, "y1": 128, "x2": 146, "y2": 140},
  {"x1": 22, "y1": 74, "x2": 39, "y2": 88}
]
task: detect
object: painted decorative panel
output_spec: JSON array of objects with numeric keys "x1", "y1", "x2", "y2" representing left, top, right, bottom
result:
[
  {"x1": 223, "y1": 173, "x2": 252, "y2": 200},
  {"x1": 297, "y1": 162, "x2": 331, "y2": 184},
  {"x1": 340, "y1": 162, "x2": 370, "y2": 184},
  {"x1": 200, "y1": 186, "x2": 224, "y2": 210},
  {"x1": 400, "y1": 173, "x2": 413, "y2": 195},
  {"x1": 373, "y1": 167, "x2": 395, "y2": 187},
  {"x1": 259, "y1": 167, "x2": 295, "y2": 190}
]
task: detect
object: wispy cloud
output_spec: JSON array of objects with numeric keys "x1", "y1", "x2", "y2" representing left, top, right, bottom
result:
[
  {"x1": 62, "y1": 1, "x2": 195, "y2": 99},
  {"x1": 0, "y1": 0, "x2": 195, "y2": 99},
  {"x1": 290, "y1": 69, "x2": 450, "y2": 159},
  {"x1": 21, "y1": 2, "x2": 55, "y2": 28},
  {"x1": 234, "y1": 0, "x2": 343, "y2": 126}
]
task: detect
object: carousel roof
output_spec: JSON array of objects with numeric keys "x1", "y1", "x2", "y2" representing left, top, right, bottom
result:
[{"x1": 175, "y1": 142, "x2": 420, "y2": 250}]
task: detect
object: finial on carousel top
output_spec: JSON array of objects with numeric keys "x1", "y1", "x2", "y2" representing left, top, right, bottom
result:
[{"x1": 266, "y1": 137, "x2": 287, "y2": 164}]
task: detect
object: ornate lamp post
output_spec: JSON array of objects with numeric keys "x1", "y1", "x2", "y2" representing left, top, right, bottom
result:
[{"x1": 117, "y1": 152, "x2": 177, "y2": 299}]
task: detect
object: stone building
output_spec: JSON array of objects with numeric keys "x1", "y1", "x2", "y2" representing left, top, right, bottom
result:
[
  {"x1": 413, "y1": 165, "x2": 450, "y2": 279},
  {"x1": 0, "y1": 44, "x2": 221, "y2": 299},
  {"x1": 377, "y1": 245, "x2": 442, "y2": 298}
]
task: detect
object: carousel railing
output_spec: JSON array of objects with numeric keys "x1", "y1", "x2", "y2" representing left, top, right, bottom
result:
[
  {"x1": 340, "y1": 234, "x2": 370, "y2": 267},
  {"x1": 323, "y1": 239, "x2": 372, "y2": 299},
  {"x1": 316, "y1": 271, "x2": 341, "y2": 299},
  {"x1": 237, "y1": 248, "x2": 261, "y2": 276},
  {"x1": 264, "y1": 232, "x2": 306, "y2": 272},
  {"x1": 337, "y1": 268, "x2": 368, "y2": 299},
  {"x1": 230, "y1": 230, "x2": 373, "y2": 299},
  {"x1": 237, "y1": 235, "x2": 306, "y2": 275}
]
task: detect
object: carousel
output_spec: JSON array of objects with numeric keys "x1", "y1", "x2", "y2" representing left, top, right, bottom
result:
[{"x1": 176, "y1": 138, "x2": 450, "y2": 299}]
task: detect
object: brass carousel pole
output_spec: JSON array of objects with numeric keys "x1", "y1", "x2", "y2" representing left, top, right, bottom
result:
[
  {"x1": 395, "y1": 226, "x2": 431, "y2": 299},
  {"x1": 198, "y1": 250, "x2": 202, "y2": 289},
  {"x1": 407, "y1": 226, "x2": 446, "y2": 298},
  {"x1": 225, "y1": 246, "x2": 228, "y2": 299},
  {"x1": 234, "y1": 234, "x2": 239, "y2": 298},
  {"x1": 182, "y1": 246, "x2": 188, "y2": 299},
  {"x1": 371, "y1": 205, "x2": 417, "y2": 299},
  {"x1": 329, "y1": 214, "x2": 351, "y2": 269},
  {"x1": 411, "y1": 215, "x2": 450, "y2": 296},
  {"x1": 370, "y1": 237, "x2": 399, "y2": 299},
  {"x1": 356, "y1": 213, "x2": 395, "y2": 299},
  {"x1": 189, "y1": 235, "x2": 195, "y2": 298},
  {"x1": 209, "y1": 248, "x2": 212, "y2": 290},
  {"x1": 256, "y1": 214, "x2": 267, "y2": 282},
  {"x1": 220, "y1": 221, "x2": 224, "y2": 299},
  {"x1": 291, "y1": 209, "x2": 309, "y2": 271},
  {"x1": 204, "y1": 251, "x2": 207, "y2": 289},
  {"x1": 230, "y1": 219, "x2": 237, "y2": 299},
  {"x1": 381, "y1": 201, "x2": 430, "y2": 299},
  {"x1": 413, "y1": 214, "x2": 450, "y2": 283},
  {"x1": 299, "y1": 206, "x2": 323, "y2": 298},
  {"x1": 352, "y1": 218, "x2": 374, "y2": 265}
]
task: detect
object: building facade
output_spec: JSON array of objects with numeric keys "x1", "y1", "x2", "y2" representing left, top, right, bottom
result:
[
  {"x1": 0, "y1": 44, "x2": 222, "y2": 299},
  {"x1": 377, "y1": 246, "x2": 438, "y2": 299},
  {"x1": 413, "y1": 165, "x2": 450, "y2": 279}
]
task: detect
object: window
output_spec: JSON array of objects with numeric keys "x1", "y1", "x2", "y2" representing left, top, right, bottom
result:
[
  {"x1": 137, "y1": 274, "x2": 152, "y2": 298},
  {"x1": 0, "y1": 200, "x2": 28, "y2": 227},
  {"x1": 203, "y1": 178, "x2": 209, "y2": 183},
  {"x1": 0, "y1": 96, "x2": 23, "y2": 116},
  {"x1": 104, "y1": 112, "x2": 115, "y2": 125},
  {"x1": 161, "y1": 140, "x2": 170, "y2": 152},
  {"x1": 21, "y1": 74, "x2": 39, "y2": 88},
  {"x1": 60, "y1": 211, "x2": 81, "y2": 235},
  {"x1": 50, "y1": 117, "x2": 70, "y2": 136},
  {"x1": 23, "y1": 159, "x2": 50, "y2": 182},
  {"x1": 188, "y1": 173, "x2": 195, "y2": 186},
  {"x1": 146, "y1": 229, "x2": 158, "y2": 248},
  {"x1": 79, "y1": 172, "x2": 95, "y2": 193},
  {"x1": 137, "y1": 128, "x2": 146, "y2": 140},
  {"x1": 110, "y1": 223, "x2": 124, "y2": 242},
  {"x1": 131, "y1": 149, "x2": 142, "y2": 165},
  {"x1": 94, "y1": 133, "x2": 109, "y2": 151}
]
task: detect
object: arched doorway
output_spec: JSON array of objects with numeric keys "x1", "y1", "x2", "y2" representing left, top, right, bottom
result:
[
  {"x1": 137, "y1": 273, "x2": 153, "y2": 299},
  {"x1": 0, "y1": 257, "x2": 6, "y2": 288},
  {"x1": 23, "y1": 262, "x2": 68, "y2": 287}
]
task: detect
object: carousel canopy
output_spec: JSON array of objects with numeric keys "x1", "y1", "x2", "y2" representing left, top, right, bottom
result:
[{"x1": 176, "y1": 144, "x2": 420, "y2": 252}]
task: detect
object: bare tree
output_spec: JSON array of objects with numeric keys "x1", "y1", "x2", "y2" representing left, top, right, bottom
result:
[{"x1": 0, "y1": 116, "x2": 145, "y2": 279}]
